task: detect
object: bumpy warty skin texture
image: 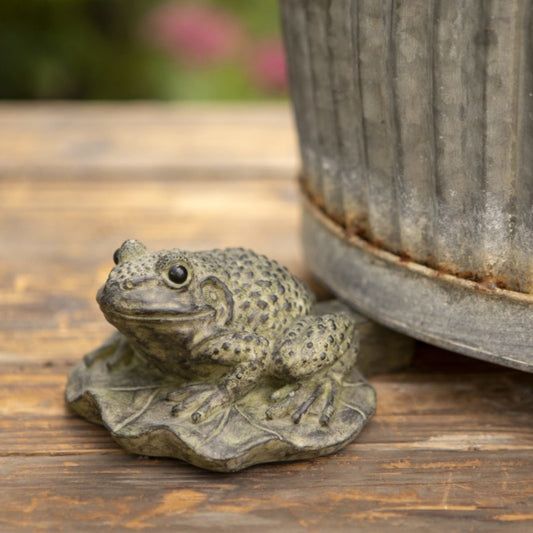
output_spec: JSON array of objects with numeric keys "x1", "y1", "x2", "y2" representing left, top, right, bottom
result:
[{"x1": 95, "y1": 240, "x2": 356, "y2": 425}]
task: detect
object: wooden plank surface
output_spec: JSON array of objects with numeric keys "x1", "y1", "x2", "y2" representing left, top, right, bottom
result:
[{"x1": 1, "y1": 103, "x2": 532, "y2": 532}]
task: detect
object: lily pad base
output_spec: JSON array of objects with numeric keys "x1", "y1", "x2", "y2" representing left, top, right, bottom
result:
[{"x1": 66, "y1": 350, "x2": 376, "y2": 472}]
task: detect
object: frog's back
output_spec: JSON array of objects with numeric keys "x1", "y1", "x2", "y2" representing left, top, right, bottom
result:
[{"x1": 195, "y1": 248, "x2": 314, "y2": 334}]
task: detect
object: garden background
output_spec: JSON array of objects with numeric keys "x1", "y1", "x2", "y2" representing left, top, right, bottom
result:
[{"x1": 0, "y1": 0, "x2": 287, "y2": 100}]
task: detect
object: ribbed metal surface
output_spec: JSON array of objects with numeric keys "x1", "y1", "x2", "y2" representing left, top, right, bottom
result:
[{"x1": 282, "y1": 0, "x2": 533, "y2": 293}]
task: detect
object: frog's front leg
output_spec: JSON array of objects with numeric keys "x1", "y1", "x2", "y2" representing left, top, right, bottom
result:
[
  {"x1": 167, "y1": 331, "x2": 270, "y2": 423},
  {"x1": 267, "y1": 313, "x2": 357, "y2": 426}
]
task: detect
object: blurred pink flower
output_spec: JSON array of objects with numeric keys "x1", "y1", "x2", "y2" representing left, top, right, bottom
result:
[
  {"x1": 146, "y1": 2, "x2": 245, "y2": 66},
  {"x1": 249, "y1": 39, "x2": 288, "y2": 94}
]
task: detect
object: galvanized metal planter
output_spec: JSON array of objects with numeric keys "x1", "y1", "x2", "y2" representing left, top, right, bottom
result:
[{"x1": 281, "y1": 0, "x2": 533, "y2": 371}]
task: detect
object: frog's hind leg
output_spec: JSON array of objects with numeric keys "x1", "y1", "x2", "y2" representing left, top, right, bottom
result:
[
  {"x1": 268, "y1": 313, "x2": 358, "y2": 426},
  {"x1": 266, "y1": 363, "x2": 343, "y2": 425},
  {"x1": 276, "y1": 376, "x2": 340, "y2": 425},
  {"x1": 314, "y1": 374, "x2": 341, "y2": 426}
]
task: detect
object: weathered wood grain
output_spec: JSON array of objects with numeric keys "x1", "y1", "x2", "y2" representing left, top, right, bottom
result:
[
  {"x1": 0, "y1": 103, "x2": 298, "y2": 177},
  {"x1": 1, "y1": 104, "x2": 532, "y2": 531},
  {"x1": 2, "y1": 446, "x2": 532, "y2": 532}
]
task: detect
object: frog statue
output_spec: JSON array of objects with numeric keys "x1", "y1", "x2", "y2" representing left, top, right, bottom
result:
[{"x1": 66, "y1": 240, "x2": 376, "y2": 471}]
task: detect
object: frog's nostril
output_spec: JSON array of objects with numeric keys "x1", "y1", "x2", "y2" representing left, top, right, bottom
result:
[{"x1": 105, "y1": 280, "x2": 121, "y2": 291}]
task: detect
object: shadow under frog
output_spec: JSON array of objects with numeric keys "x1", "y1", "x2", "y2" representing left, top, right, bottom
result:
[{"x1": 66, "y1": 240, "x2": 376, "y2": 471}]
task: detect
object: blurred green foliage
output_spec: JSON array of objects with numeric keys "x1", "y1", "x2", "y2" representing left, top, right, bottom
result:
[{"x1": 0, "y1": 0, "x2": 284, "y2": 99}]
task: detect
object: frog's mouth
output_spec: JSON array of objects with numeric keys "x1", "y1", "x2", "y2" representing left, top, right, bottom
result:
[
  {"x1": 102, "y1": 308, "x2": 216, "y2": 323},
  {"x1": 97, "y1": 283, "x2": 217, "y2": 324}
]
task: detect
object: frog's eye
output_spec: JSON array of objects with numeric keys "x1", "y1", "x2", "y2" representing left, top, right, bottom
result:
[
  {"x1": 168, "y1": 264, "x2": 189, "y2": 286},
  {"x1": 113, "y1": 248, "x2": 120, "y2": 265}
]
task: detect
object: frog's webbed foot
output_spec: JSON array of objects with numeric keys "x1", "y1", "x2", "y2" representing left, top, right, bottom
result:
[
  {"x1": 83, "y1": 332, "x2": 133, "y2": 370},
  {"x1": 266, "y1": 374, "x2": 341, "y2": 426},
  {"x1": 167, "y1": 383, "x2": 231, "y2": 423},
  {"x1": 167, "y1": 351, "x2": 265, "y2": 423}
]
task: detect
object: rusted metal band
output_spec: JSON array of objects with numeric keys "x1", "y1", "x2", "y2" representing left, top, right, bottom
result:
[{"x1": 299, "y1": 175, "x2": 527, "y2": 294}]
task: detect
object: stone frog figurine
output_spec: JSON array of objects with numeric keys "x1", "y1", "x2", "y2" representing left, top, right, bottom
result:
[{"x1": 86, "y1": 239, "x2": 358, "y2": 427}]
